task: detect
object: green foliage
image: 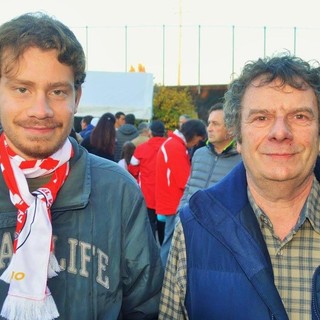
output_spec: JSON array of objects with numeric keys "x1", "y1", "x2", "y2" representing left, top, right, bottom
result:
[{"x1": 152, "y1": 85, "x2": 197, "y2": 131}]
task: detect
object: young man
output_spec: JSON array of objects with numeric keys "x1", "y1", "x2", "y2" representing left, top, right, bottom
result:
[
  {"x1": 159, "y1": 55, "x2": 320, "y2": 319},
  {"x1": 114, "y1": 111, "x2": 126, "y2": 130},
  {"x1": 0, "y1": 12, "x2": 163, "y2": 320}
]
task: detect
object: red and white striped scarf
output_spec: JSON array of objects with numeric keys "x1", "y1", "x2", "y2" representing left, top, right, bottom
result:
[{"x1": 0, "y1": 133, "x2": 73, "y2": 320}]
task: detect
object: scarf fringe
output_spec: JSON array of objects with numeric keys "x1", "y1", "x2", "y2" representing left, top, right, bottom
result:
[
  {"x1": 1, "y1": 294, "x2": 59, "y2": 320},
  {"x1": 48, "y1": 253, "x2": 61, "y2": 278}
]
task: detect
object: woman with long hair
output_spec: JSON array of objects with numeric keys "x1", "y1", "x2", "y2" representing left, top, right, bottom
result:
[{"x1": 81, "y1": 112, "x2": 116, "y2": 161}]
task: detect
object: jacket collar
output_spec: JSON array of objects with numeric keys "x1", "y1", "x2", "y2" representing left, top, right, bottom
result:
[
  {"x1": 207, "y1": 139, "x2": 237, "y2": 155},
  {"x1": 173, "y1": 129, "x2": 187, "y2": 145},
  {"x1": 51, "y1": 138, "x2": 91, "y2": 211},
  {"x1": 189, "y1": 162, "x2": 271, "y2": 276}
]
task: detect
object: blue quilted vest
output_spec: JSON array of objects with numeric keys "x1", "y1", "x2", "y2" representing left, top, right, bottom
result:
[{"x1": 180, "y1": 161, "x2": 320, "y2": 320}]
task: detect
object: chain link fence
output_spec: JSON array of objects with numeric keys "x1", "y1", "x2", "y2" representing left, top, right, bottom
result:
[{"x1": 70, "y1": 24, "x2": 320, "y2": 86}]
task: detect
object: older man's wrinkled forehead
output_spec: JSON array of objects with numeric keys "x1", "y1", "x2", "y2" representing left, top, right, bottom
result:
[{"x1": 249, "y1": 73, "x2": 311, "y2": 92}]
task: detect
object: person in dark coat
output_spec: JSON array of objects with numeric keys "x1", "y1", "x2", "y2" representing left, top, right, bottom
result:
[{"x1": 114, "y1": 113, "x2": 138, "y2": 162}]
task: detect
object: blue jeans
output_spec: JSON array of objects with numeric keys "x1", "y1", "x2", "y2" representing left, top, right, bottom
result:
[{"x1": 160, "y1": 214, "x2": 177, "y2": 267}]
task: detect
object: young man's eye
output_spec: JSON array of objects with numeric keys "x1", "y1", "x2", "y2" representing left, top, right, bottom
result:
[
  {"x1": 53, "y1": 90, "x2": 63, "y2": 95},
  {"x1": 17, "y1": 87, "x2": 27, "y2": 93}
]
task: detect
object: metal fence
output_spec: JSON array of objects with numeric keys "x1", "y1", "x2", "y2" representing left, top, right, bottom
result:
[{"x1": 70, "y1": 24, "x2": 320, "y2": 86}]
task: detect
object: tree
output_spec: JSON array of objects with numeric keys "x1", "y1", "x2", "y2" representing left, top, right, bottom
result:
[{"x1": 152, "y1": 85, "x2": 197, "y2": 131}]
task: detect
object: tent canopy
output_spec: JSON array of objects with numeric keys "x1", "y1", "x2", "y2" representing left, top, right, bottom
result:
[{"x1": 77, "y1": 71, "x2": 154, "y2": 120}]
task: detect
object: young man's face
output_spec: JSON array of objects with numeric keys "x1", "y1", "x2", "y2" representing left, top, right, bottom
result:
[
  {"x1": 0, "y1": 47, "x2": 81, "y2": 159},
  {"x1": 115, "y1": 115, "x2": 125, "y2": 128},
  {"x1": 238, "y1": 76, "x2": 319, "y2": 186}
]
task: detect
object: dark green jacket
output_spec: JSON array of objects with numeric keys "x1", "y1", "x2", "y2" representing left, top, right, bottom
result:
[{"x1": 0, "y1": 138, "x2": 163, "y2": 319}]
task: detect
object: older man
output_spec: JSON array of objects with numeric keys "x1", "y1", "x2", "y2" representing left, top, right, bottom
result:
[{"x1": 160, "y1": 54, "x2": 320, "y2": 319}]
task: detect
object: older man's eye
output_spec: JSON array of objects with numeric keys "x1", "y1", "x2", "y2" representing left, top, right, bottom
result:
[{"x1": 256, "y1": 116, "x2": 267, "y2": 121}]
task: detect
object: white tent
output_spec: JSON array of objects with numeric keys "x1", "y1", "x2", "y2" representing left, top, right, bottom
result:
[{"x1": 77, "y1": 71, "x2": 154, "y2": 120}]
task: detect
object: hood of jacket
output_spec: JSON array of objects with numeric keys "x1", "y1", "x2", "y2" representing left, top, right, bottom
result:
[{"x1": 118, "y1": 124, "x2": 138, "y2": 136}]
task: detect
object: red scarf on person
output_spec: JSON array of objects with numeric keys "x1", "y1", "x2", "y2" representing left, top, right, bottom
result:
[{"x1": 0, "y1": 133, "x2": 73, "y2": 320}]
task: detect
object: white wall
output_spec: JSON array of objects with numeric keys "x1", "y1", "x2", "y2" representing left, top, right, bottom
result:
[{"x1": 77, "y1": 71, "x2": 154, "y2": 120}]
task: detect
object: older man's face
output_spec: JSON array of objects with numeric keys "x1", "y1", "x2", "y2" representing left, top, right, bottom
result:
[{"x1": 238, "y1": 76, "x2": 319, "y2": 186}]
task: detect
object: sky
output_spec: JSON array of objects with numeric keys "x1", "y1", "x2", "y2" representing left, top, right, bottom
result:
[
  {"x1": 2, "y1": 0, "x2": 320, "y2": 85},
  {"x1": 3, "y1": 0, "x2": 320, "y2": 28}
]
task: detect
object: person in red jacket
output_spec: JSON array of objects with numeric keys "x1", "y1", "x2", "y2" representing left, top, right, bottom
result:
[
  {"x1": 155, "y1": 119, "x2": 207, "y2": 266},
  {"x1": 129, "y1": 120, "x2": 167, "y2": 244}
]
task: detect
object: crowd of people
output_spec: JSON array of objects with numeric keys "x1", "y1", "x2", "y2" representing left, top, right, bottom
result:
[
  {"x1": 78, "y1": 111, "x2": 210, "y2": 251},
  {"x1": 75, "y1": 98, "x2": 245, "y2": 271},
  {"x1": 1, "y1": 11, "x2": 320, "y2": 320}
]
